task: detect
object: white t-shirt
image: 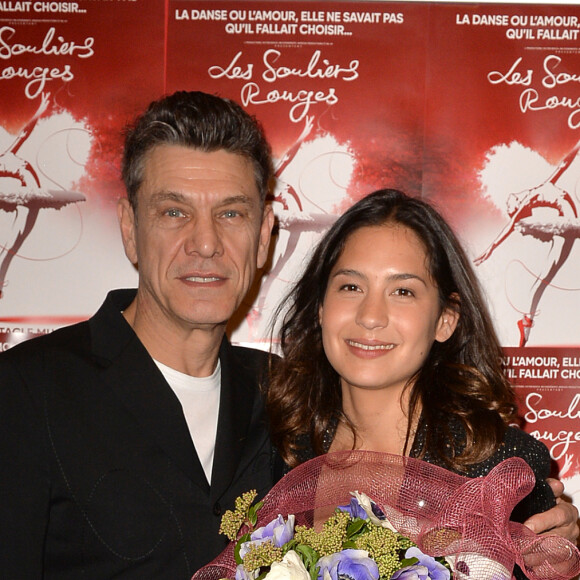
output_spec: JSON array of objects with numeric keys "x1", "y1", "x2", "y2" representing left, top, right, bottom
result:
[{"x1": 154, "y1": 359, "x2": 221, "y2": 484}]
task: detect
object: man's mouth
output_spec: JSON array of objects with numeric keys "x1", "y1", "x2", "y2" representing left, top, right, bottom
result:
[{"x1": 184, "y1": 276, "x2": 222, "y2": 283}]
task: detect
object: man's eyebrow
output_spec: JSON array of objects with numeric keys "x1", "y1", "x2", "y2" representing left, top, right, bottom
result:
[
  {"x1": 148, "y1": 191, "x2": 187, "y2": 205},
  {"x1": 147, "y1": 192, "x2": 256, "y2": 207},
  {"x1": 217, "y1": 194, "x2": 256, "y2": 207}
]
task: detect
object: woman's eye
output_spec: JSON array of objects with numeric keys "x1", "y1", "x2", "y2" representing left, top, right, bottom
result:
[
  {"x1": 340, "y1": 284, "x2": 360, "y2": 292},
  {"x1": 394, "y1": 288, "x2": 414, "y2": 297}
]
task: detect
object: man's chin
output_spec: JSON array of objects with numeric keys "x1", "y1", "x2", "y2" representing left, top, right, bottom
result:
[{"x1": 177, "y1": 311, "x2": 232, "y2": 332}]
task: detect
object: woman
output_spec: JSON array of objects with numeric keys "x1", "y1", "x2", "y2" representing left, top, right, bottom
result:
[{"x1": 267, "y1": 189, "x2": 553, "y2": 527}]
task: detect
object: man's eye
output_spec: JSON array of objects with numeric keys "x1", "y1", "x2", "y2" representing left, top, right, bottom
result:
[
  {"x1": 165, "y1": 208, "x2": 184, "y2": 218},
  {"x1": 222, "y1": 209, "x2": 240, "y2": 218},
  {"x1": 394, "y1": 288, "x2": 414, "y2": 297}
]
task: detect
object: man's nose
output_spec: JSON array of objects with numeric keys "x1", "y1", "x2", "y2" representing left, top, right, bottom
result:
[{"x1": 183, "y1": 216, "x2": 223, "y2": 258}]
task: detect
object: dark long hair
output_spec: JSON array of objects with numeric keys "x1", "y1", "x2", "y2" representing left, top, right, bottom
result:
[{"x1": 267, "y1": 189, "x2": 516, "y2": 471}]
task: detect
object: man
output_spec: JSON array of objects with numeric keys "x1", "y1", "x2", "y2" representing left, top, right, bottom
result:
[
  {"x1": 0, "y1": 91, "x2": 576, "y2": 579},
  {"x1": 0, "y1": 91, "x2": 275, "y2": 578}
]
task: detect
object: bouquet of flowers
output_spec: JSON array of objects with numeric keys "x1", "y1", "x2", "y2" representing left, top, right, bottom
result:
[
  {"x1": 220, "y1": 488, "x2": 453, "y2": 580},
  {"x1": 193, "y1": 451, "x2": 580, "y2": 580}
]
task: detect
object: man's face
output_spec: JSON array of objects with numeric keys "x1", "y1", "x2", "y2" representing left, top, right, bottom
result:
[{"x1": 118, "y1": 145, "x2": 273, "y2": 333}]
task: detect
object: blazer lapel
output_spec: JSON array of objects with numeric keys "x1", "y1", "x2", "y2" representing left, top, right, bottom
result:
[
  {"x1": 89, "y1": 290, "x2": 209, "y2": 492},
  {"x1": 108, "y1": 341, "x2": 209, "y2": 492},
  {"x1": 210, "y1": 339, "x2": 256, "y2": 502}
]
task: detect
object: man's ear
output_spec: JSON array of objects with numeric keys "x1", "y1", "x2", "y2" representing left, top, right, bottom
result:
[
  {"x1": 117, "y1": 198, "x2": 138, "y2": 266},
  {"x1": 257, "y1": 205, "x2": 275, "y2": 270},
  {"x1": 435, "y1": 294, "x2": 460, "y2": 343}
]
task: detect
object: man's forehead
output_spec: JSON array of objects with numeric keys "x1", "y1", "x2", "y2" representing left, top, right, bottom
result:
[
  {"x1": 139, "y1": 145, "x2": 260, "y2": 201},
  {"x1": 143, "y1": 144, "x2": 253, "y2": 177}
]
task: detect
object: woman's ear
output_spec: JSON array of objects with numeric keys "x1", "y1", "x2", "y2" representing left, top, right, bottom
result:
[{"x1": 435, "y1": 294, "x2": 460, "y2": 343}]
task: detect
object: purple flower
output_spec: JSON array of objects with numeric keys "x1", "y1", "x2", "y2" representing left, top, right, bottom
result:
[
  {"x1": 390, "y1": 564, "x2": 430, "y2": 580},
  {"x1": 235, "y1": 563, "x2": 257, "y2": 580},
  {"x1": 317, "y1": 549, "x2": 379, "y2": 580},
  {"x1": 391, "y1": 548, "x2": 450, "y2": 580},
  {"x1": 338, "y1": 497, "x2": 368, "y2": 520},
  {"x1": 351, "y1": 492, "x2": 396, "y2": 532},
  {"x1": 252, "y1": 514, "x2": 295, "y2": 546},
  {"x1": 239, "y1": 515, "x2": 295, "y2": 559}
]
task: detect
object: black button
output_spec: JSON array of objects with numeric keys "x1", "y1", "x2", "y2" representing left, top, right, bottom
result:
[{"x1": 213, "y1": 502, "x2": 222, "y2": 516}]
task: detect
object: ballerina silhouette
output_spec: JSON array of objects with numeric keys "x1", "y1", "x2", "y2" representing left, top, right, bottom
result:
[
  {"x1": 245, "y1": 117, "x2": 341, "y2": 339},
  {"x1": 0, "y1": 94, "x2": 85, "y2": 298},
  {"x1": 475, "y1": 142, "x2": 580, "y2": 346}
]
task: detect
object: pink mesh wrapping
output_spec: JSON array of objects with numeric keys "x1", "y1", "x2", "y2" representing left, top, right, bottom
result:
[{"x1": 193, "y1": 451, "x2": 580, "y2": 580}]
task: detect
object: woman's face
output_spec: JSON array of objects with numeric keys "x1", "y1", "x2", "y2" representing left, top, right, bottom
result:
[{"x1": 319, "y1": 224, "x2": 457, "y2": 396}]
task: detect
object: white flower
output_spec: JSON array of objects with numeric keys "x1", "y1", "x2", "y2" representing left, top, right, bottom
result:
[
  {"x1": 263, "y1": 550, "x2": 310, "y2": 580},
  {"x1": 445, "y1": 553, "x2": 510, "y2": 580},
  {"x1": 351, "y1": 491, "x2": 397, "y2": 532}
]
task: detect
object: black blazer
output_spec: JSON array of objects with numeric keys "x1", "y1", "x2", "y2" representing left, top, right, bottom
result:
[{"x1": 0, "y1": 289, "x2": 274, "y2": 579}]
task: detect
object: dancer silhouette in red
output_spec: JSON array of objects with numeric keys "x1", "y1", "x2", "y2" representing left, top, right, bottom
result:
[
  {"x1": 475, "y1": 143, "x2": 580, "y2": 346},
  {"x1": 0, "y1": 94, "x2": 85, "y2": 298}
]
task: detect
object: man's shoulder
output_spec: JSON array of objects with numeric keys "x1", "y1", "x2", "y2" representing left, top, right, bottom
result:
[
  {"x1": 227, "y1": 343, "x2": 268, "y2": 375},
  {"x1": 222, "y1": 343, "x2": 277, "y2": 393},
  {"x1": 228, "y1": 343, "x2": 280, "y2": 372},
  {"x1": 1, "y1": 319, "x2": 90, "y2": 362},
  {"x1": 0, "y1": 289, "x2": 136, "y2": 365},
  {"x1": 230, "y1": 344, "x2": 269, "y2": 362}
]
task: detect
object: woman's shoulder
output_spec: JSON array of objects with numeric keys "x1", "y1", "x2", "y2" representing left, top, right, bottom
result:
[
  {"x1": 499, "y1": 425, "x2": 551, "y2": 477},
  {"x1": 501, "y1": 426, "x2": 555, "y2": 523},
  {"x1": 468, "y1": 425, "x2": 555, "y2": 524},
  {"x1": 436, "y1": 423, "x2": 551, "y2": 483}
]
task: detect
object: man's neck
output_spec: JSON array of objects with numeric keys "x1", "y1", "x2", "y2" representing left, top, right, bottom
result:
[{"x1": 122, "y1": 298, "x2": 225, "y2": 377}]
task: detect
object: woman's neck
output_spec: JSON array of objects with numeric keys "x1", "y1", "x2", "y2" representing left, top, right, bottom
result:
[{"x1": 331, "y1": 385, "x2": 418, "y2": 456}]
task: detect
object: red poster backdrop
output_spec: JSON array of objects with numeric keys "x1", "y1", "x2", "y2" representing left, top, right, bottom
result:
[
  {"x1": 424, "y1": 3, "x2": 580, "y2": 348},
  {"x1": 2, "y1": 0, "x2": 580, "y2": 509},
  {"x1": 509, "y1": 346, "x2": 580, "y2": 500},
  {"x1": 0, "y1": 0, "x2": 165, "y2": 348},
  {"x1": 166, "y1": 0, "x2": 428, "y2": 345},
  {"x1": 423, "y1": 4, "x2": 580, "y2": 494},
  {"x1": 167, "y1": 1, "x2": 580, "y2": 507}
]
